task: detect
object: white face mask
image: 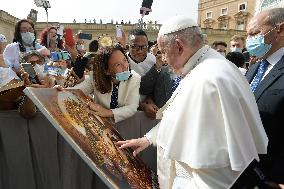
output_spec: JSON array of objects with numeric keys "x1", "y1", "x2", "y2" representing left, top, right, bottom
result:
[
  {"x1": 230, "y1": 47, "x2": 242, "y2": 53},
  {"x1": 21, "y1": 32, "x2": 35, "y2": 45},
  {"x1": 33, "y1": 64, "x2": 47, "y2": 78}
]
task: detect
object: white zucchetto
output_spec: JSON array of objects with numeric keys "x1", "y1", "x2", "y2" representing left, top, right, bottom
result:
[{"x1": 158, "y1": 15, "x2": 198, "y2": 36}]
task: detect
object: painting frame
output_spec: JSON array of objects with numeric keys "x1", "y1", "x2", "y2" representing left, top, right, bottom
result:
[{"x1": 24, "y1": 87, "x2": 159, "y2": 189}]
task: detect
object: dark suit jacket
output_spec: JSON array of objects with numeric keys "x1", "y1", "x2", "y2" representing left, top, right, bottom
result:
[
  {"x1": 139, "y1": 65, "x2": 173, "y2": 108},
  {"x1": 246, "y1": 56, "x2": 284, "y2": 183}
]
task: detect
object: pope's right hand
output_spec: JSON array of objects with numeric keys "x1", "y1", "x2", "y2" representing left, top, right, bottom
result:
[{"x1": 116, "y1": 137, "x2": 150, "y2": 157}]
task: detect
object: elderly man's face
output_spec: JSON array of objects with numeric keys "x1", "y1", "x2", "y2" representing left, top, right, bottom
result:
[
  {"x1": 157, "y1": 36, "x2": 178, "y2": 67},
  {"x1": 129, "y1": 35, "x2": 148, "y2": 63},
  {"x1": 246, "y1": 11, "x2": 278, "y2": 49}
]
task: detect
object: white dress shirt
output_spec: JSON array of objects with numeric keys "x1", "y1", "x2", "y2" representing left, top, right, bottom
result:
[
  {"x1": 263, "y1": 47, "x2": 284, "y2": 79},
  {"x1": 127, "y1": 53, "x2": 156, "y2": 76}
]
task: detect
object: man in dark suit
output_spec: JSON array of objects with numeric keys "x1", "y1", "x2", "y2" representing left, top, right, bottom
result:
[
  {"x1": 139, "y1": 50, "x2": 181, "y2": 119},
  {"x1": 246, "y1": 8, "x2": 284, "y2": 186}
]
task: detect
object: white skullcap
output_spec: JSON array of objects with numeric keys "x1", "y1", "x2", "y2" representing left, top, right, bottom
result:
[
  {"x1": 158, "y1": 15, "x2": 198, "y2": 36},
  {"x1": 0, "y1": 34, "x2": 7, "y2": 43}
]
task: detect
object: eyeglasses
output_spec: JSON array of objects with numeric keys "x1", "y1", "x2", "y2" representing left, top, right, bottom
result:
[{"x1": 130, "y1": 44, "x2": 148, "y2": 51}]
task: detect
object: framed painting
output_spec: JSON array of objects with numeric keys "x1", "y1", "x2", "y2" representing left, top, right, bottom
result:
[{"x1": 24, "y1": 87, "x2": 159, "y2": 189}]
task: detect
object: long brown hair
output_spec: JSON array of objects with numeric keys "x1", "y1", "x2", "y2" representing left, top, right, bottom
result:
[
  {"x1": 40, "y1": 26, "x2": 64, "y2": 49},
  {"x1": 93, "y1": 44, "x2": 127, "y2": 94},
  {"x1": 13, "y1": 19, "x2": 36, "y2": 52}
]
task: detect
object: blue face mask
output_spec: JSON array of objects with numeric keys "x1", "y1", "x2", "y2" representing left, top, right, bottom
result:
[
  {"x1": 115, "y1": 70, "x2": 131, "y2": 81},
  {"x1": 230, "y1": 47, "x2": 242, "y2": 53},
  {"x1": 21, "y1": 32, "x2": 35, "y2": 45},
  {"x1": 245, "y1": 27, "x2": 276, "y2": 58}
]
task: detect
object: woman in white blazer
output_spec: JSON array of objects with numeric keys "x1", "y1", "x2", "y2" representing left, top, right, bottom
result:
[{"x1": 73, "y1": 45, "x2": 141, "y2": 123}]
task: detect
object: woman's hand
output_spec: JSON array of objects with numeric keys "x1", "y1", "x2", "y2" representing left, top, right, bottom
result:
[
  {"x1": 116, "y1": 137, "x2": 151, "y2": 157},
  {"x1": 21, "y1": 71, "x2": 32, "y2": 86},
  {"x1": 88, "y1": 101, "x2": 113, "y2": 118},
  {"x1": 65, "y1": 44, "x2": 79, "y2": 62}
]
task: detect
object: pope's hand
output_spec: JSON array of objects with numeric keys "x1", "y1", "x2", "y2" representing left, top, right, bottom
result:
[{"x1": 116, "y1": 137, "x2": 150, "y2": 157}]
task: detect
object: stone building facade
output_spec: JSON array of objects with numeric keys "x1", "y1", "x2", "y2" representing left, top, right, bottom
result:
[
  {"x1": 198, "y1": 0, "x2": 256, "y2": 31},
  {"x1": 0, "y1": 10, "x2": 161, "y2": 44}
]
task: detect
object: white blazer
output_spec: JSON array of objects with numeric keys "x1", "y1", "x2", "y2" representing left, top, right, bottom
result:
[{"x1": 73, "y1": 70, "x2": 141, "y2": 123}]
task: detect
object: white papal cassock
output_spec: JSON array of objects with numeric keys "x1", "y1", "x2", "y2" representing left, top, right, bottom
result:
[{"x1": 146, "y1": 45, "x2": 268, "y2": 189}]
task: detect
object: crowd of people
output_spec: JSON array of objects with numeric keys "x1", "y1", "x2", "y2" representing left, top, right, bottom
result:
[{"x1": 1, "y1": 7, "x2": 284, "y2": 189}]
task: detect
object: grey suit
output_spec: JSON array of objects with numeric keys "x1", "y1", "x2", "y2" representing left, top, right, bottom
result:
[
  {"x1": 139, "y1": 65, "x2": 173, "y2": 108},
  {"x1": 246, "y1": 56, "x2": 284, "y2": 183}
]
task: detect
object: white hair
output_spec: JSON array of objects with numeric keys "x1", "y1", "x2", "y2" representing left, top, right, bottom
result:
[
  {"x1": 160, "y1": 27, "x2": 204, "y2": 48},
  {"x1": 265, "y1": 8, "x2": 284, "y2": 26}
]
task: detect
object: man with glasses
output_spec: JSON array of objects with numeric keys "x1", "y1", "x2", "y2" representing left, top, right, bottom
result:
[{"x1": 127, "y1": 29, "x2": 156, "y2": 76}]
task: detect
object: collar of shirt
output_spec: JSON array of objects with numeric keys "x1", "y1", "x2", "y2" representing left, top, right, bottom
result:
[
  {"x1": 182, "y1": 45, "x2": 210, "y2": 77},
  {"x1": 266, "y1": 47, "x2": 284, "y2": 66},
  {"x1": 262, "y1": 47, "x2": 284, "y2": 79}
]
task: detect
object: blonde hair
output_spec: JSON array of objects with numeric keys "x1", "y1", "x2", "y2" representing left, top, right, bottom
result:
[{"x1": 230, "y1": 35, "x2": 245, "y2": 43}]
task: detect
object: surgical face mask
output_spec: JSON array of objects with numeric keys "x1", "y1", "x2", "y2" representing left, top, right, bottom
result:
[
  {"x1": 230, "y1": 47, "x2": 242, "y2": 53},
  {"x1": 115, "y1": 70, "x2": 131, "y2": 81},
  {"x1": 246, "y1": 27, "x2": 276, "y2": 58},
  {"x1": 76, "y1": 44, "x2": 85, "y2": 51},
  {"x1": 21, "y1": 32, "x2": 35, "y2": 45},
  {"x1": 33, "y1": 64, "x2": 47, "y2": 78}
]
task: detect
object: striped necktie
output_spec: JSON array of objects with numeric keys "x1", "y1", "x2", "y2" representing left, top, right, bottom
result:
[
  {"x1": 110, "y1": 83, "x2": 119, "y2": 109},
  {"x1": 172, "y1": 76, "x2": 182, "y2": 92},
  {"x1": 250, "y1": 59, "x2": 270, "y2": 92}
]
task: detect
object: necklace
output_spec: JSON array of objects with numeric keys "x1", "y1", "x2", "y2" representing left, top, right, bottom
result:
[{"x1": 156, "y1": 46, "x2": 210, "y2": 119}]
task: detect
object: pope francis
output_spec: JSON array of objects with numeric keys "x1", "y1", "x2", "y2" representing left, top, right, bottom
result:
[{"x1": 117, "y1": 16, "x2": 268, "y2": 189}]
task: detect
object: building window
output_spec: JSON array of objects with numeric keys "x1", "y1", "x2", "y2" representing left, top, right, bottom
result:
[
  {"x1": 221, "y1": 8, "x2": 228, "y2": 16},
  {"x1": 239, "y1": 2, "x2": 247, "y2": 12},
  {"x1": 206, "y1": 11, "x2": 213, "y2": 19},
  {"x1": 219, "y1": 22, "x2": 228, "y2": 30},
  {"x1": 236, "y1": 20, "x2": 245, "y2": 30}
]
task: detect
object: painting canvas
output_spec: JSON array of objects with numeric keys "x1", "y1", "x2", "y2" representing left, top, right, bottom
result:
[{"x1": 24, "y1": 87, "x2": 159, "y2": 189}]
